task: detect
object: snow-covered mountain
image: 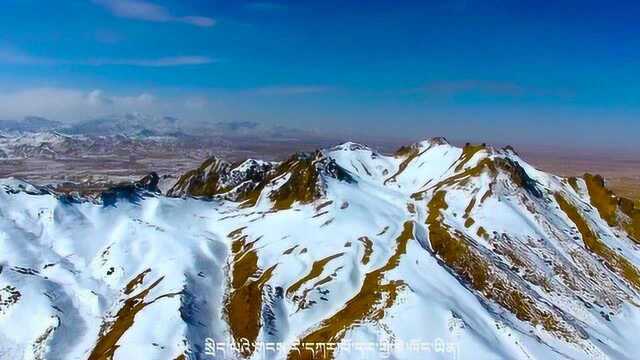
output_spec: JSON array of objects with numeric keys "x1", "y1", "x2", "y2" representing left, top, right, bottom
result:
[
  {"x1": 0, "y1": 113, "x2": 326, "y2": 142},
  {"x1": 1, "y1": 138, "x2": 640, "y2": 359},
  {"x1": 0, "y1": 113, "x2": 325, "y2": 162},
  {"x1": 64, "y1": 113, "x2": 185, "y2": 137},
  {"x1": 0, "y1": 131, "x2": 185, "y2": 160},
  {"x1": 0, "y1": 117, "x2": 63, "y2": 133}
]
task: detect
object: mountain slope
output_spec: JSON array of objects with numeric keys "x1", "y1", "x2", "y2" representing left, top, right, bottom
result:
[{"x1": 1, "y1": 138, "x2": 640, "y2": 359}]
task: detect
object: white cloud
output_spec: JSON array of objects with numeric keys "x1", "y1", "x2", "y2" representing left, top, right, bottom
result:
[
  {"x1": 0, "y1": 47, "x2": 215, "y2": 67},
  {"x1": 424, "y1": 80, "x2": 525, "y2": 97},
  {"x1": 423, "y1": 80, "x2": 574, "y2": 100},
  {"x1": 88, "y1": 56, "x2": 215, "y2": 67},
  {"x1": 0, "y1": 48, "x2": 58, "y2": 66},
  {"x1": 252, "y1": 85, "x2": 332, "y2": 96},
  {"x1": 184, "y1": 96, "x2": 208, "y2": 110},
  {"x1": 87, "y1": 89, "x2": 155, "y2": 107},
  {"x1": 93, "y1": 0, "x2": 215, "y2": 27},
  {"x1": 0, "y1": 88, "x2": 158, "y2": 121},
  {"x1": 87, "y1": 89, "x2": 113, "y2": 106},
  {"x1": 0, "y1": 85, "x2": 335, "y2": 125},
  {"x1": 120, "y1": 93, "x2": 155, "y2": 106},
  {"x1": 245, "y1": 2, "x2": 287, "y2": 11},
  {"x1": 179, "y1": 16, "x2": 215, "y2": 27}
]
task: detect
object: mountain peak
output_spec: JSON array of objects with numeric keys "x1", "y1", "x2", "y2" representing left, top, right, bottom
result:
[
  {"x1": 420, "y1": 136, "x2": 450, "y2": 146},
  {"x1": 330, "y1": 141, "x2": 372, "y2": 152}
]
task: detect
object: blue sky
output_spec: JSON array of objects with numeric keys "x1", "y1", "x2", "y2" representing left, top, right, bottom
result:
[{"x1": 0, "y1": 0, "x2": 638, "y2": 151}]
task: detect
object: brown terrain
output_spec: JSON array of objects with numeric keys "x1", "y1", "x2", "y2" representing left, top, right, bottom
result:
[
  {"x1": 518, "y1": 149, "x2": 640, "y2": 202},
  {"x1": 1, "y1": 136, "x2": 637, "y2": 203}
]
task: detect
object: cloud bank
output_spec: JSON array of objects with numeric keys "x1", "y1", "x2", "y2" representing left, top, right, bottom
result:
[
  {"x1": 0, "y1": 48, "x2": 215, "y2": 67},
  {"x1": 0, "y1": 88, "x2": 161, "y2": 121},
  {"x1": 252, "y1": 85, "x2": 332, "y2": 96},
  {"x1": 87, "y1": 56, "x2": 216, "y2": 67},
  {"x1": 93, "y1": 0, "x2": 215, "y2": 27},
  {"x1": 0, "y1": 85, "x2": 334, "y2": 126}
]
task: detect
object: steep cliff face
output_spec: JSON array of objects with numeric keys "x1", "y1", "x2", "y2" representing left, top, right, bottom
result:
[
  {"x1": 579, "y1": 173, "x2": 640, "y2": 243},
  {"x1": 1, "y1": 139, "x2": 640, "y2": 360},
  {"x1": 167, "y1": 157, "x2": 275, "y2": 202},
  {"x1": 168, "y1": 151, "x2": 354, "y2": 210}
]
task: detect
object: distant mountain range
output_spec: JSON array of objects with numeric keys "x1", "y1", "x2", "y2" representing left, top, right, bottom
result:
[
  {"x1": 0, "y1": 130, "x2": 193, "y2": 160},
  {"x1": 0, "y1": 113, "x2": 329, "y2": 164},
  {"x1": 1, "y1": 113, "x2": 182, "y2": 137},
  {"x1": 62, "y1": 113, "x2": 184, "y2": 137},
  {"x1": 0, "y1": 116, "x2": 64, "y2": 133},
  {"x1": 0, "y1": 113, "x2": 316, "y2": 140}
]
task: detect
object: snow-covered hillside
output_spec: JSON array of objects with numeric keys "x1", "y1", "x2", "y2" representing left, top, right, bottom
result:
[
  {"x1": 0, "y1": 131, "x2": 185, "y2": 160},
  {"x1": 1, "y1": 138, "x2": 640, "y2": 359}
]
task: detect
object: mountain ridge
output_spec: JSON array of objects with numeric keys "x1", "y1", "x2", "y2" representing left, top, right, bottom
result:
[{"x1": 1, "y1": 138, "x2": 640, "y2": 359}]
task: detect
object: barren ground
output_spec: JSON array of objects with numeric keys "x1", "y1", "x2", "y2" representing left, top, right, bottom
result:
[
  {"x1": 1, "y1": 139, "x2": 638, "y2": 202},
  {"x1": 519, "y1": 150, "x2": 640, "y2": 201}
]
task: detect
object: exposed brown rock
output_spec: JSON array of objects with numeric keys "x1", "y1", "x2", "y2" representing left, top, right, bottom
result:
[
  {"x1": 288, "y1": 222, "x2": 413, "y2": 359},
  {"x1": 358, "y1": 236, "x2": 374, "y2": 265},
  {"x1": 89, "y1": 270, "x2": 181, "y2": 360},
  {"x1": 555, "y1": 193, "x2": 640, "y2": 290},
  {"x1": 426, "y1": 191, "x2": 572, "y2": 338},
  {"x1": 584, "y1": 173, "x2": 640, "y2": 243},
  {"x1": 224, "y1": 228, "x2": 277, "y2": 357}
]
